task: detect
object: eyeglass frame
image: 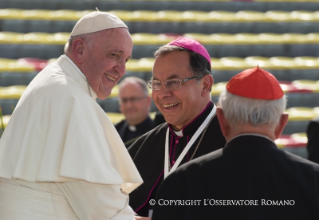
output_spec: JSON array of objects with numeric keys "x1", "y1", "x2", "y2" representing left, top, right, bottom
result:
[
  {"x1": 147, "y1": 74, "x2": 206, "y2": 91},
  {"x1": 119, "y1": 96, "x2": 148, "y2": 105}
]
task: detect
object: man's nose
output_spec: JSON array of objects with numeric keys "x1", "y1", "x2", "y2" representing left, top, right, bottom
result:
[
  {"x1": 156, "y1": 83, "x2": 172, "y2": 99},
  {"x1": 115, "y1": 59, "x2": 126, "y2": 76}
]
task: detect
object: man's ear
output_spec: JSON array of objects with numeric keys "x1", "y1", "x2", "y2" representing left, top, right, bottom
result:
[
  {"x1": 201, "y1": 74, "x2": 214, "y2": 97},
  {"x1": 71, "y1": 38, "x2": 85, "y2": 64},
  {"x1": 274, "y1": 113, "x2": 289, "y2": 139},
  {"x1": 216, "y1": 107, "x2": 229, "y2": 138}
]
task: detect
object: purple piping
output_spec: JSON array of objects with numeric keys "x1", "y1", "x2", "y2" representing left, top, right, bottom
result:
[{"x1": 135, "y1": 170, "x2": 164, "y2": 213}]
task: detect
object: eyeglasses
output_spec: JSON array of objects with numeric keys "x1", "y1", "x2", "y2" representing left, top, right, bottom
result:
[
  {"x1": 119, "y1": 96, "x2": 147, "y2": 105},
  {"x1": 148, "y1": 75, "x2": 204, "y2": 91}
]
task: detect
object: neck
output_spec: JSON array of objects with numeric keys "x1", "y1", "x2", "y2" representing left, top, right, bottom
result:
[
  {"x1": 226, "y1": 123, "x2": 276, "y2": 142},
  {"x1": 171, "y1": 100, "x2": 212, "y2": 131},
  {"x1": 128, "y1": 115, "x2": 148, "y2": 126}
]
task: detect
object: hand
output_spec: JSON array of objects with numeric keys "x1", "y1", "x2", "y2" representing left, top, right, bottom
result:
[{"x1": 134, "y1": 216, "x2": 151, "y2": 220}]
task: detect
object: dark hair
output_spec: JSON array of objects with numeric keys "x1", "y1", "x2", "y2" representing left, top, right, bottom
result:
[{"x1": 154, "y1": 45, "x2": 211, "y2": 77}]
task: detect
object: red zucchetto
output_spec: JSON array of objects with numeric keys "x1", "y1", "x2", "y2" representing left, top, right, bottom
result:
[{"x1": 226, "y1": 66, "x2": 284, "y2": 100}]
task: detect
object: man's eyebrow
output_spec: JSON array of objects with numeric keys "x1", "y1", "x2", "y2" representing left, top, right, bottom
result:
[
  {"x1": 109, "y1": 50, "x2": 132, "y2": 59},
  {"x1": 152, "y1": 74, "x2": 180, "y2": 81}
]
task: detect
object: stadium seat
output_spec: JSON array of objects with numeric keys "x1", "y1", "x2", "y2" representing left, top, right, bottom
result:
[
  {"x1": 283, "y1": 107, "x2": 319, "y2": 134},
  {"x1": 275, "y1": 133, "x2": 307, "y2": 158}
]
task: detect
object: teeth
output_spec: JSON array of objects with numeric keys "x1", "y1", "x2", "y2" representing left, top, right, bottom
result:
[
  {"x1": 163, "y1": 103, "x2": 178, "y2": 108},
  {"x1": 105, "y1": 74, "x2": 115, "y2": 82}
]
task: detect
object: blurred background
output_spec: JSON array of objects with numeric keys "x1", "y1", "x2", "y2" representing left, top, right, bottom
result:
[{"x1": 0, "y1": 0, "x2": 319, "y2": 158}]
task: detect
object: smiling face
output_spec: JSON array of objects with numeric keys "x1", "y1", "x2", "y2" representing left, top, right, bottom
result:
[
  {"x1": 152, "y1": 51, "x2": 211, "y2": 131},
  {"x1": 80, "y1": 28, "x2": 133, "y2": 100},
  {"x1": 119, "y1": 81, "x2": 151, "y2": 125}
]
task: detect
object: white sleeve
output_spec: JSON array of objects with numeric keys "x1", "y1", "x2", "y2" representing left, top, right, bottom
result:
[{"x1": 57, "y1": 181, "x2": 134, "y2": 220}]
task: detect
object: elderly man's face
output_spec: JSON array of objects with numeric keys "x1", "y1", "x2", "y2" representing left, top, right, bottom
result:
[
  {"x1": 152, "y1": 51, "x2": 205, "y2": 131},
  {"x1": 119, "y1": 82, "x2": 151, "y2": 126},
  {"x1": 83, "y1": 28, "x2": 132, "y2": 100}
]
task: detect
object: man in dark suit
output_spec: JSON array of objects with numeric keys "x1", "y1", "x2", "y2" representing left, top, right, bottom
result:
[
  {"x1": 128, "y1": 38, "x2": 226, "y2": 218},
  {"x1": 152, "y1": 67, "x2": 319, "y2": 220},
  {"x1": 115, "y1": 77, "x2": 155, "y2": 147},
  {"x1": 307, "y1": 117, "x2": 319, "y2": 164}
]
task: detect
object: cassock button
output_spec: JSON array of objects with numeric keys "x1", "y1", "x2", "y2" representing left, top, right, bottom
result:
[
  {"x1": 172, "y1": 160, "x2": 175, "y2": 165},
  {"x1": 175, "y1": 140, "x2": 179, "y2": 144}
]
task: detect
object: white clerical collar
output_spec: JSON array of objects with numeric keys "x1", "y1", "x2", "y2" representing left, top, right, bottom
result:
[
  {"x1": 128, "y1": 125, "x2": 136, "y2": 132},
  {"x1": 64, "y1": 55, "x2": 86, "y2": 80},
  {"x1": 63, "y1": 55, "x2": 97, "y2": 100},
  {"x1": 173, "y1": 130, "x2": 183, "y2": 137}
]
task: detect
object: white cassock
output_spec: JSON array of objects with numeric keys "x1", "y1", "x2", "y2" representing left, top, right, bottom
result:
[{"x1": 0, "y1": 55, "x2": 143, "y2": 220}]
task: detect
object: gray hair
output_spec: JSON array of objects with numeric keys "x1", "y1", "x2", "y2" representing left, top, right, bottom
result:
[
  {"x1": 64, "y1": 32, "x2": 96, "y2": 54},
  {"x1": 154, "y1": 45, "x2": 211, "y2": 77},
  {"x1": 119, "y1": 76, "x2": 149, "y2": 96},
  {"x1": 218, "y1": 90, "x2": 287, "y2": 126}
]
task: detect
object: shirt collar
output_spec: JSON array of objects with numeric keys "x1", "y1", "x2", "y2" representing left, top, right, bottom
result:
[{"x1": 63, "y1": 54, "x2": 98, "y2": 100}]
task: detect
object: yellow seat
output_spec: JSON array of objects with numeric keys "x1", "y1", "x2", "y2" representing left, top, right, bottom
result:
[
  {"x1": 265, "y1": 11, "x2": 292, "y2": 22},
  {"x1": 269, "y1": 57, "x2": 296, "y2": 69},
  {"x1": 235, "y1": 11, "x2": 269, "y2": 22},
  {"x1": 0, "y1": 58, "x2": 34, "y2": 72},
  {"x1": 126, "y1": 59, "x2": 140, "y2": 72},
  {"x1": 0, "y1": 9, "x2": 23, "y2": 19},
  {"x1": 155, "y1": 10, "x2": 184, "y2": 22},
  {"x1": 182, "y1": 11, "x2": 210, "y2": 22},
  {"x1": 106, "y1": 112, "x2": 125, "y2": 124},
  {"x1": 0, "y1": 86, "x2": 27, "y2": 99},
  {"x1": 109, "y1": 85, "x2": 119, "y2": 98},
  {"x1": 286, "y1": 107, "x2": 318, "y2": 121},
  {"x1": 234, "y1": 33, "x2": 259, "y2": 44},
  {"x1": 0, "y1": 32, "x2": 20, "y2": 44},
  {"x1": 0, "y1": 115, "x2": 11, "y2": 128},
  {"x1": 183, "y1": 33, "x2": 212, "y2": 44},
  {"x1": 313, "y1": 107, "x2": 319, "y2": 116},
  {"x1": 282, "y1": 33, "x2": 308, "y2": 44},
  {"x1": 127, "y1": 10, "x2": 157, "y2": 22},
  {"x1": 17, "y1": 32, "x2": 50, "y2": 44},
  {"x1": 305, "y1": 33, "x2": 319, "y2": 43},
  {"x1": 208, "y1": 34, "x2": 237, "y2": 44},
  {"x1": 22, "y1": 9, "x2": 51, "y2": 20},
  {"x1": 131, "y1": 33, "x2": 171, "y2": 45},
  {"x1": 208, "y1": 11, "x2": 237, "y2": 22},
  {"x1": 47, "y1": 32, "x2": 69, "y2": 45},
  {"x1": 291, "y1": 11, "x2": 319, "y2": 22},
  {"x1": 293, "y1": 57, "x2": 319, "y2": 69},
  {"x1": 210, "y1": 58, "x2": 225, "y2": 70},
  {"x1": 211, "y1": 82, "x2": 227, "y2": 96},
  {"x1": 245, "y1": 56, "x2": 275, "y2": 69},
  {"x1": 48, "y1": 10, "x2": 79, "y2": 21},
  {"x1": 258, "y1": 33, "x2": 284, "y2": 44},
  {"x1": 137, "y1": 58, "x2": 155, "y2": 72},
  {"x1": 220, "y1": 57, "x2": 250, "y2": 70},
  {"x1": 292, "y1": 80, "x2": 319, "y2": 92}
]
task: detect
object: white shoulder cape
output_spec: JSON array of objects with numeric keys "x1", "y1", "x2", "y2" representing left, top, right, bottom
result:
[{"x1": 0, "y1": 55, "x2": 143, "y2": 194}]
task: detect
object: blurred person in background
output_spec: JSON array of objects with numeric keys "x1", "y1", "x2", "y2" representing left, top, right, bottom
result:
[
  {"x1": 128, "y1": 37, "x2": 226, "y2": 218},
  {"x1": 152, "y1": 67, "x2": 319, "y2": 220},
  {"x1": 0, "y1": 10, "x2": 142, "y2": 220},
  {"x1": 115, "y1": 77, "x2": 155, "y2": 147}
]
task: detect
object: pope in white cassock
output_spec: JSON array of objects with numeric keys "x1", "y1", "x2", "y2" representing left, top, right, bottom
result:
[{"x1": 0, "y1": 10, "x2": 143, "y2": 219}]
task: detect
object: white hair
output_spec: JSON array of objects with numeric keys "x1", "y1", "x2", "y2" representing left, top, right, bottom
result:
[
  {"x1": 64, "y1": 32, "x2": 96, "y2": 54},
  {"x1": 218, "y1": 90, "x2": 286, "y2": 126}
]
